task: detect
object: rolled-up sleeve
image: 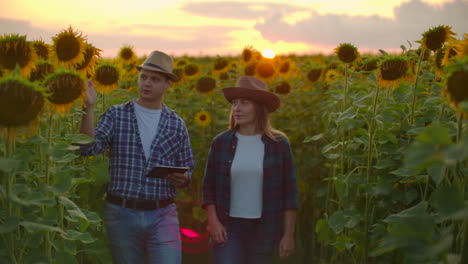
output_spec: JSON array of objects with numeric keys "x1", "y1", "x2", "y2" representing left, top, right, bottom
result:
[
  {"x1": 80, "y1": 107, "x2": 114, "y2": 156},
  {"x1": 202, "y1": 140, "x2": 217, "y2": 208},
  {"x1": 175, "y1": 125, "x2": 195, "y2": 188},
  {"x1": 282, "y1": 139, "x2": 298, "y2": 210}
]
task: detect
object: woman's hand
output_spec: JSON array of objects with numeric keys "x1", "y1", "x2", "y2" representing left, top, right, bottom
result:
[
  {"x1": 279, "y1": 233, "x2": 294, "y2": 258},
  {"x1": 208, "y1": 217, "x2": 227, "y2": 245}
]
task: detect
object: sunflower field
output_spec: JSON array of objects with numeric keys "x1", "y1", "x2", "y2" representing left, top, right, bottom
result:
[{"x1": 1, "y1": 25, "x2": 468, "y2": 264}]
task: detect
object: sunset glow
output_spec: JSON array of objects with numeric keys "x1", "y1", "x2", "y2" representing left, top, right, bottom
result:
[
  {"x1": 262, "y1": 49, "x2": 275, "y2": 59},
  {"x1": 0, "y1": 0, "x2": 465, "y2": 57}
]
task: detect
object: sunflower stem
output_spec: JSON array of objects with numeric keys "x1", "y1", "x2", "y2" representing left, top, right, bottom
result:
[
  {"x1": 4, "y1": 128, "x2": 18, "y2": 264},
  {"x1": 363, "y1": 85, "x2": 380, "y2": 263},
  {"x1": 343, "y1": 64, "x2": 349, "y2": 111},
  {"x1": 409, "y1": 48, "x2": 425, "y2": 126}
]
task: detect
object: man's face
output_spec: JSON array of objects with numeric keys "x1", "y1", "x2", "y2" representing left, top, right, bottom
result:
[{"x1": 137, "y1": 69, "x2": 171, "y2": 101}]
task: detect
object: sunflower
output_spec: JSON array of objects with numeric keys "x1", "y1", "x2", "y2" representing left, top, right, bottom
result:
[
  {"x1": 443, "y1": 57, "x2": 468, "y2": 113},
  {"x1": 356, "y1": 57, "x2": 379, "y2": 73},
  {"x1": 172, "y1": 67, "x2": 184, "y2": 83},
  {"x1": 0, "y1": 34, "x2": 38, "y2": 78},
  {"x1": 31, "y1": 40, "x2": 50, "y2": 60},
  {"x1": 213, "y1": 57, "x2": 230, "y2": 74},
  {"x1": 324, "y1": 69, "x2": 342, "y2": 83},
  {"x1": 195, "y1": 76, "x2": 216, "y2": 94},
  {"x1": 184, "y1": 63, "x2": 201, "y2": 78},
  {"x1": 377, "y1": 55, "x2": 410, "y2": 87},
  {"x1": 420, "y1": 25, "x2": 456, "y2": 52},
  {"x1": 241, "y1": 46, "x2": 256, "y2": 64},
  {"x1": 51, "y1": 26, "x2": 86, "y2": 68},
  {"x1": 75, "y1": 42, "x2": 101, "y2": 78},
  {"x1": 29, "y1": 60, "x2": 55, "y2": 82},
  {"x1": 194, "y1": 111, "x2": 211, "y2": 127},
  {"x1": 244, "y1": 62, "x2": 257, "y2": 76},
  {"x1": 94, "y1": 62, "x2": 120, "y2": 94},
  {"x1": 453, "y1": 34, "x2": 468, "y2": 58},
  {"x1": 175, "y1": 59, "x2": 188, "y2": 67},
  {"x1": 274, "y1": 81, "x2": 291, "y2": 95},
  {"x1": 255, "y1": 61, "x2": 276, "y2": 82},
  {"x1": 0, "y1": 76, "x2": 44, "y2": 131},
  {"x1": 306, "y1": 68, "x2": 322, "y2": 83},
  {"x1": 219, "y1": 72, "x2": 229, "y2": 80},
  {"x1": 118, "y1": 45, "x2": 137, "y2": 62},
  {"x1": 43, "y1": 69, "x2": 86, "y2": 113},
  {"x1": 334, "y1": 43, "x2": 360, "y2": 64}
]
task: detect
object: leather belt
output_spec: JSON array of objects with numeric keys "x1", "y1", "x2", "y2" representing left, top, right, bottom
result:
[{"x1": 106, "y1": 194, "x2": 174, "y2": 211}]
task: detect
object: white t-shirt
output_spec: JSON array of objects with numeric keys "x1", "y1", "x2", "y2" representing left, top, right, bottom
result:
[
  {"x1": 133, "y1": 102, "x2": 162, "y2": 160},
  {"x1": 229, "y1": 133, "x2": 265, "y2": 218}
]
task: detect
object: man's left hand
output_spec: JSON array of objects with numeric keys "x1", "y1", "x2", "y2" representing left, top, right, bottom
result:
[{"x1": 166, "y1": 172, "x2": 188, "y2": 188}]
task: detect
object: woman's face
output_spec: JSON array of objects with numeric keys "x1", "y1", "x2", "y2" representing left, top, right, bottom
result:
[{"x1": 231, "y1": 98, "x2": 256, "y2": 127}]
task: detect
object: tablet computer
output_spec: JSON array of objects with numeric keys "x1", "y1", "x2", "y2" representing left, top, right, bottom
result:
[{"x1": 146, "y1": 166, "x2": 189, "y2": 178}]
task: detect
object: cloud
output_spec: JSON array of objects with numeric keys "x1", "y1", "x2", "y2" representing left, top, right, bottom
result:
[
  {"x1": 182, "y1": 1, "x2": 302, "y2": 20},
  {"x1": 255, "y1": 0, "x2": 468, "y2": 50}
]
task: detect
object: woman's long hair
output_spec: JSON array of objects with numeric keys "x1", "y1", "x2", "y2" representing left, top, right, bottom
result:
[{"x1": 228, "y1": 100, "x2": 286, "y2": 141}]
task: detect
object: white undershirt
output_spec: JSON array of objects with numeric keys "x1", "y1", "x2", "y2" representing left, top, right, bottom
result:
[
  {"x1": 133, "y1": 102, "x2": 162, "y2": 160},
  {"x1": 229, "y1": 133, "x2": 264, "y2": 218}
]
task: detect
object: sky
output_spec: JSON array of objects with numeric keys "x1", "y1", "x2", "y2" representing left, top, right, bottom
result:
[{"x1": 0, "y1": 0, "x2": 467, "y2": 58}]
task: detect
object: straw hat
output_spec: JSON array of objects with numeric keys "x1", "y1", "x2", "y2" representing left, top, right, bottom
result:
[
  {"x1": 135, "y1": 50, "x2": 178, "y2": 81},
  {"x1": 222, "y1": 76, "x2": 280, "y2": 112}
]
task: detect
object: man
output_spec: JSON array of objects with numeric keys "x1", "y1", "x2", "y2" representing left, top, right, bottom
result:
[{"x1": 80, "y1": 50, "x2": 194, "y2": 264}]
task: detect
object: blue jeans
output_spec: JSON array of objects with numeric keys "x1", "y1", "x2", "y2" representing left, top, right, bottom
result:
[
  {"x1": 212, "y1": 217, "x2": 274, "y2": 264},
  {"x1": 104, "y1": 202, "x2": 181, "y2": 264}
]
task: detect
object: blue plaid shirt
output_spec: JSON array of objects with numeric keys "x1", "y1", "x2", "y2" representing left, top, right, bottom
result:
[
  {"x1": 202, "y1": 129, "x2": 298, "y2": 250},
  {"x1": 81, "y1": 100, "x2": 194, "y2": 200}
]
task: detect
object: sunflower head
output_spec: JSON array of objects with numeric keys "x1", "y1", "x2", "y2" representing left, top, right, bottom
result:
[
  {"x1": 31, "y1": 40, "x2": 50, "y2": 60},
  {"x1": 29, "y1": 60, "x2": 55, "y2": 82},
  {"x1": 242, "y1": 46, "x2": 256, "y2": 63},
  {"x1": 43, "y1": 69, "x2": 86, "y2": 112},
  {"x1": 94, "y1": 62, "x2": 120, "y2": 94},
  {"x1": 195, "y1": 76, "x2": 216, "y2": 94},
  {"x1": 255, "y1": 61, "x2": 276, "y2": 81},
  {"x1": 176, "y1": 59, "x2": 188, "y2": 67},
  {"x1": 244, "y1": 62, "x2": 257, "y2": 76},
  {"x1": 194, "y1": 111, "x2": 212, "y2": 127},
  {"x1": 443, "y1": 57, "x2": 468, "y2": 112},
  {"x1": 0, "y1": 76, "x2": 44, "y2": 128},
  {"x1": 0, "y1": 34, "x2": 38, "y2": 77},
  {"x1": 324, "y1": 69, "x2": 342, "y2": 83},
  {"x1": 334, "y1": 43, "x2": 360, "y2": 64},
  {"x1": 118, "y1": 45, "x2": 136, "y2": 62},
  {"x1": 184, "y1": 63, "x2": 201, "y2": 78},
  {"x1": 306, "y1": 67, "x2": 322, "y2": 83},
  {"x1": 378, "y1": 55, "x2": 410, "y2": 87},
  {"x1": 453, "y1": 34, "x2": 468, "y2": 58},
  {"x1": 213, "y1": 57, "x2": 230, "y2": 73},
  {"x1": 52, "y1": 26, "x2": 86, "y2": 68},
  {"x1": 75, "y1": 42, "x2": 101, "y2": 78},
  {"x1": 219, "y1": 72, "x2": 229, "y2": 80},
  {"x1": 172, "y1": 67, "x2": 184, "y2": 83},
  {"x1": 274, "y1": 81, "x2": 291, "y2": 95},
  {"x1": 421, "y1": 25, "x2": 456, "y2": 52},
  {"x1": 357, "y1": 57, "x2": 379, "y2": 72}
]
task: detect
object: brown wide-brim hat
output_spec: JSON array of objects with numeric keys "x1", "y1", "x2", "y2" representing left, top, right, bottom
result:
[
  {"x1": 222, "y1": 76, "x2": 280, "y2": 112},
  {"x1": 135, "y1": 50, "x2": 178, "y2": 81}
]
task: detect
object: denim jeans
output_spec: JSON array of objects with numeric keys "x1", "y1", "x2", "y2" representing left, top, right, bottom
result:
[
  {"x1": 104, "y1": 202, "x2": 181, "y2": 264},
  {"x1": 212, "y1": 217, "x2": 274, "y2": 264}
]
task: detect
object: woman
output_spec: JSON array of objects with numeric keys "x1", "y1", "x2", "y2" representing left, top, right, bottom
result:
[{"x1": 202, "y1": 76, "x2": 298, "y2": 264}]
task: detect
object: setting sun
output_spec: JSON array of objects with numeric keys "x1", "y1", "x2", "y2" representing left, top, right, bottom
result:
[{"x1": 262, "y1": 49, "x2": 275, "y2": 59}]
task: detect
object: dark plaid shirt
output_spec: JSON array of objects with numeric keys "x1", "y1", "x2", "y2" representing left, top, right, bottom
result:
[
  {"x1": 202, "y1": 129, "x2": 298, "y2": 250},
  {"x1": 80, "y1": 100, "x2": 194, "y2": 200}
]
